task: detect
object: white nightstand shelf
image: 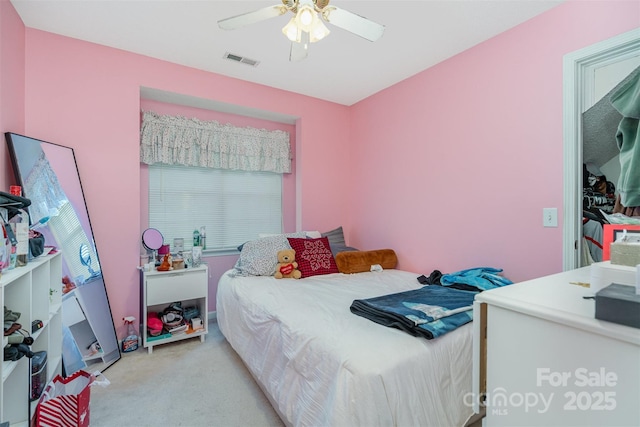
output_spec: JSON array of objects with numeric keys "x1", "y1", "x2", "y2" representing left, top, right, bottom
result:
[{"x1": 140, "y1": 265, "x2": 208, "y2": 354}]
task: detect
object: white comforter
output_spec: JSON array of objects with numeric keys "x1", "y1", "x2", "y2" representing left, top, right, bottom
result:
[{"x1": 216, "y1": 269, "x2": 474, "y2": 427}]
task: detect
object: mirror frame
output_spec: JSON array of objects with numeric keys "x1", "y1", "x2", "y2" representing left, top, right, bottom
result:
[
  {"x1": 562, "y1": 28, "x2": 640, "y2": 271},
  {"x1": 4, "y1": 132, "x2": 121, "y2": 373}
]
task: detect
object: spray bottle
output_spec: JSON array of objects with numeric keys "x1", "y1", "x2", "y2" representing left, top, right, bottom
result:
[
  {"x1": 193, "y1": 228, "x2": 200, "y2": 247},
  {"x1": 199, "y1": 226, "x2": 206, "y2": 250},
  {"x1": 121, "y1": 316, "x2": 139, "y2": 353}
]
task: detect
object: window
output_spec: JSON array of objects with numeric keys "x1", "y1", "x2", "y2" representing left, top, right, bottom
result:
[{"x1": 148, "y1": 164, "x2": 282, "y2": 254}]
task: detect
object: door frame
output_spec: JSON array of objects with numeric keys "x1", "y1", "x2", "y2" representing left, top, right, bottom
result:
[{"x1": 563, "y1": 28, "x2": 640, "y2": 271}]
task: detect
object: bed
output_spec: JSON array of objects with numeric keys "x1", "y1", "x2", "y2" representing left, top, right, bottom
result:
[{"x1": 216, "y1": 233, "x2": 475, "y2": 426}]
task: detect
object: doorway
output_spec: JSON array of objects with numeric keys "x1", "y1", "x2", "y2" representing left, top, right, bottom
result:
[{"x1": 563, "y1": 28, "x2": 640, "y2": 270}]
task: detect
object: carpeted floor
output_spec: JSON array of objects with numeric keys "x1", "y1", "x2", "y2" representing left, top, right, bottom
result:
[
  {"x1": 90, "y1": 320, "x2": 484, "y2": 427},
  {"x1": 89, "y1": 320, "x2": 284, "y2": 427}
]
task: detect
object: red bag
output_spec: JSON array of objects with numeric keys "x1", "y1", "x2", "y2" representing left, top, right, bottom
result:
[{"x1": 34, "y1": 370, "x2": 92, "y2": 427}]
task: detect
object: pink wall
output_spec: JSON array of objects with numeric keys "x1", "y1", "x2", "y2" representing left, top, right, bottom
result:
[
  {"x1": 348, "y1": 0, "x2": 640, "y2": 283},
  {"x1": 21, "y1": 27, "x2": 350, "y2": 336},
  {"x1": 139, "y1": 98, "x2": 297, "y2": 302},
  {"x1": 0, "y1": 0, "x2": 25, "y2": 187}
]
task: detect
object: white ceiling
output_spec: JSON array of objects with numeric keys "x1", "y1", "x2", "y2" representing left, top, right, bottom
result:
[{"x1": 11, "y1": 0, "x2": 564, "y2": 106}]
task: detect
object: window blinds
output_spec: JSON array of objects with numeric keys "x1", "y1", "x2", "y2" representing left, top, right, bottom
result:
[{"x1": 148, "y1": 164, "x2": 282, "y2": 253}]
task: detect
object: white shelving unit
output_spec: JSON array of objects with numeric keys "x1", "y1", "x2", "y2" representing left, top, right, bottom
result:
[
  {"x1": 1, "y1": 252, "x2": 62, "y2": 426},
  {"x1": 140, "y1": 265, "x2": 208, "y2": 354}
]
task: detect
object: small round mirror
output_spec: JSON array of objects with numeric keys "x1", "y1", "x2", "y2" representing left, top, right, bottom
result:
[{"x1": 142, "y1": 228, "x2": 164, "y2": 251}]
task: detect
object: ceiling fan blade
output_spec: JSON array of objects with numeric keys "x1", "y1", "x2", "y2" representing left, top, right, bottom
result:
[
  {"x1": 218, "y1": 4, "x2": 287, "y2": 30},
  {"x1": 322, "y1": 6, "x2": 385, "y2": 42},
  {"x1": 290, "y1": 32, "x2": 310, "y2": 62}
]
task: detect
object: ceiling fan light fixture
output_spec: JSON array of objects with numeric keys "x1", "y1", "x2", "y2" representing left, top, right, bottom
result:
[
  {"x1": 295, "y1": 4, "x2": 316, "y2": 31},
  {"x1": 283, "y1": 2, "x2": 328, "y2": 44},
  {"x1": 309, "y1": 19, "x2": 330, "y2": 43},
  {"x1": 282, "y1": 17, "x2": 301, "y2": 42}
]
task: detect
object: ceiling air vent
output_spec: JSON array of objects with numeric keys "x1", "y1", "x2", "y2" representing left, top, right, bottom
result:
[{"x1": 224, "y1": 52, "x2": 260, "y2": 67}]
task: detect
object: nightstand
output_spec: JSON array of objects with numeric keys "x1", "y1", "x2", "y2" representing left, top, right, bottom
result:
[{"x1": 140, "y1": 265, "x2": 208, "y2": 353}]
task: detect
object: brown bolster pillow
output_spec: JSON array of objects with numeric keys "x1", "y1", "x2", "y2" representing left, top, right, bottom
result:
[{"x1": 335, "y1": 249, "x2": 398, "y2": 274}]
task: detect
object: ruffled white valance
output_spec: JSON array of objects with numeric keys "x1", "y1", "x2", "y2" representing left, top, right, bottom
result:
[{"x1": 140, "y1": 111, "x2": 291, "y2": 173}]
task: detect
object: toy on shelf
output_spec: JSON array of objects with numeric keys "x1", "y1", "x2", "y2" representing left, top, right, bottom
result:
[{"x1": 156, "y1": 254, "x2": 173, "y2": 272}]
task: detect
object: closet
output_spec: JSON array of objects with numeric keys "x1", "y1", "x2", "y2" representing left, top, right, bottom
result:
[
  {"x1": 563, "y1": 28, "x2": 640, "y2": 270},
  {"x1": 580, "y1": 57, "x2": 640, "y2": 265}
]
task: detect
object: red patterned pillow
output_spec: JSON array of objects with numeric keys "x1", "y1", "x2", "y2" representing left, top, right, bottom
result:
[{"x1": 287, "y1": 237, "x2": 339, "y2": 278}]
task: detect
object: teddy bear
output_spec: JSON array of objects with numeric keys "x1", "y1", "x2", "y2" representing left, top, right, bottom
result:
[
  {"x1": 157, "y1": 253, "x2": 173, "y2": 271},
  {"x1": 274, "y1": 249, "x2": 301, "y2": 279}
]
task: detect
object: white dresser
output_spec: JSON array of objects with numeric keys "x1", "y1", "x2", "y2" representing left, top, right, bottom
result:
[
  {"x1": 141, "y1": 265, "x2": 208, "y2": 353},
  {"x1": 472, "y1": 267, "x2": 640, "y2": 427}
]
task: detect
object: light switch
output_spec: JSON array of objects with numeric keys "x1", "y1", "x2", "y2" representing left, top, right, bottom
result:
[{"x1": 543, "y1": 208, "x2": 558, "y2": 227}]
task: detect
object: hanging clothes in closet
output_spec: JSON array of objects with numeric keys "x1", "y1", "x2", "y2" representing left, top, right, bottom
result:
[
  {"x1": 611, "y1": 65, "x2": 640, "y2": 217},
  {"x1": 582, "y1": 164, "x2": 615, "y2": 263}
]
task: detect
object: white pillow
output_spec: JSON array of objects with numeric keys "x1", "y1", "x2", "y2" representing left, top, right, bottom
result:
[{"x1": 231, "y1": 232, "x2": 307, "y2": 277}]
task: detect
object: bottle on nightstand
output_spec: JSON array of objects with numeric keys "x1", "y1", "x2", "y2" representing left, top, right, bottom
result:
[{"x1": 199, "y1": 226, "x2": 206, "y2": 250}]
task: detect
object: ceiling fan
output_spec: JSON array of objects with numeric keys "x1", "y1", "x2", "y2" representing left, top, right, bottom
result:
[{"x1": 218, "y1": 0, "x2": 385, "y2": 62}]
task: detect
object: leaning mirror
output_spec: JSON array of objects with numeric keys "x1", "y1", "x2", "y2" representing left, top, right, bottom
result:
[{"x1": 5, "y1": 132, "x2": 121, "y2": 374}]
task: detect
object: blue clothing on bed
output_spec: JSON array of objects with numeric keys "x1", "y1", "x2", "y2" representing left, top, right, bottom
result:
[
  {"x1": 440, "y1": 267, "x2": 513, "y2": 291},
  {"x1": 350, "y1": 285, "x2": 477, "y2": 340}
]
